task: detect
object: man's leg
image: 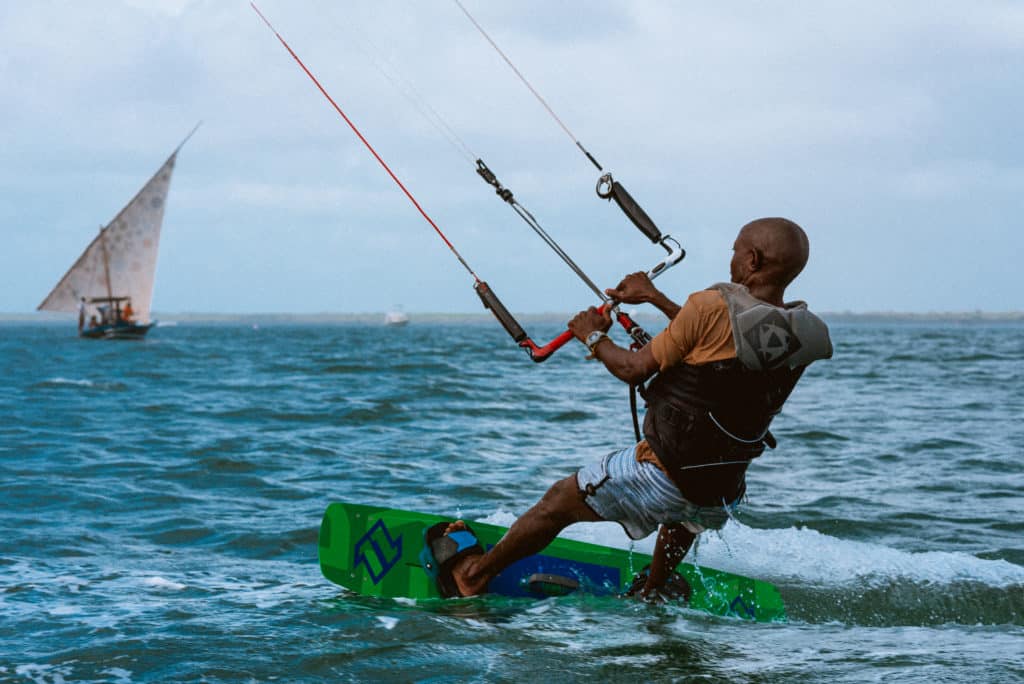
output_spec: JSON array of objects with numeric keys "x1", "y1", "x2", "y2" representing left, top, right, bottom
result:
[{"x1": 446, "y1": 474, "x2": 601, "y2": 596}]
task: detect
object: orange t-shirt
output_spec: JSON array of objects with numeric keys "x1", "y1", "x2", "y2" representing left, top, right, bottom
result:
[{"x1": 636, "y1": 289, "x2": 737, "y2": 467}]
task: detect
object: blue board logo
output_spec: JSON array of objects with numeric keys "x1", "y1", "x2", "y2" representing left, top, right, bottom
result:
[
  {"x1": 353, "y1": 519, "x2": 403, "y2": 584},
  {"x1": 729, "y1": 596, "x2": 756, "y2": 619}
]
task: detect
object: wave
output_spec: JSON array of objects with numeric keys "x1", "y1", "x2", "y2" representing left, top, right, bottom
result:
[
  {"x1": 707, "y1": 524, "x2": 1024, "y2": 587},
  {"x1": 549, "y1": 517, "x2": 1024, "y2": 588},
  {"x1": 142, "y1": 576, "x2": 186, "y2": 591},
  {"x1": 477, "y1": 511, "x2": 1024, "y2": 625},
  {"x1": 32, "y1": 377, "x2": 127, "y2": 391}
]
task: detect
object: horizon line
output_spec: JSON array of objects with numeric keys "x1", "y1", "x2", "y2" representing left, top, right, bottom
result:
[{"x1": 8, "y1": 310, "x2": 1024, "y2": 322}]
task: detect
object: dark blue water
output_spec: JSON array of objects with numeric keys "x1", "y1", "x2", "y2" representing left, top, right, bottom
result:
[{"x1": 1, "y1": 319, "x2": 1022, "y2": 683}]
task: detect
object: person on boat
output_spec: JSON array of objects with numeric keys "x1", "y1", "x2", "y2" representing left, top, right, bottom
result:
[
  {"x1": 426, "y1": 217, "x2": 833, "y2": 600},
  {"x1": 77, "y1": 297, "x2": 87, "y2": 333},
  {"x1": 122, "y1": 301, "x2": 135, "y2": 323},
  {"x1": 88, "y1": 315, "x2": 99, "y2": 329}
]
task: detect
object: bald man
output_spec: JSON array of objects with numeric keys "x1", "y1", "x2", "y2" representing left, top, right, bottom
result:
[{"x1": 425, "y1": 218, "x2": 832, "y2": 600}]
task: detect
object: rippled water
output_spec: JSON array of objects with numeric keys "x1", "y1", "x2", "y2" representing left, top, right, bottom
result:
[{"x1": 1, "y1": 319, "x2": 1021, "y2": 683}]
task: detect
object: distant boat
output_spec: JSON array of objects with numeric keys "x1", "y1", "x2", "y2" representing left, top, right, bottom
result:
[
  {"x1": 37, "y1": 126, "x2": 198, "y2": 339},
  {"x1": 384, "y1": 309, "x2": 410, "y2": 326}
]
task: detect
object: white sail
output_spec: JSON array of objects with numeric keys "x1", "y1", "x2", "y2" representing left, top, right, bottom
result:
[{"x1": 38, "y1": 147, "x2": 182, "y2": 324}]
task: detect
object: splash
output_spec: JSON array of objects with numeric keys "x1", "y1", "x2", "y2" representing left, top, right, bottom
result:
[{"x1": 480, "y1": 510, "x2": 1024, "y2": 588}]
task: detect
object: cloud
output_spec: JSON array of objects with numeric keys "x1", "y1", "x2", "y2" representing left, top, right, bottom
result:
[
  {"x1": 2, "y1": 0, "x2": 1022, "y2": 313},
  {"x1": 892, "y1": 160, "x2": 1024, "y2": 200}
]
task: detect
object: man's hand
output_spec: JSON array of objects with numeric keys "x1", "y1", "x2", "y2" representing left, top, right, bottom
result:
[
  {"x1": 623, "y1": 565, "x2": 692, "y2": 604},
  {"x1": 608, "y1": 271, "x2": 682, "y2": 320},
  {"x1": 567, "y1": 305, "x2": 659, "y2": 384},
  {"x1": 567, "y1": 306, "x2": 612, "y2": 343},
  {"x1": 635, "y1": 523, "x2": 696, "y2": 600},
  {"x1": 605, "y1": 272, "x2": 658, "y2": 304}
]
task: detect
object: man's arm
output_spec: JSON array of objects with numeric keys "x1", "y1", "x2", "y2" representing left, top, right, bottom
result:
[
  {"x1": 642, "y1": 524, "x2": 696, "y2": 599},
  {"x1": 590, "y1": 335, "x2": 658, "y2": 385},
  {"x1": 605, "y1": 272, "x2": 681, "y2": 320}
]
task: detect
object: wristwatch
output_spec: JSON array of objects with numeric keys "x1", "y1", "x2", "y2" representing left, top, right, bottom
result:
[{"x1": 584, "y1": 330, "x2": 609, "y2": 357}]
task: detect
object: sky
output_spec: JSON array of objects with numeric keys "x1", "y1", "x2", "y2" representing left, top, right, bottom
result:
[{"x1": 2, "y1": 1, "x2": 1022, "y2": 315}]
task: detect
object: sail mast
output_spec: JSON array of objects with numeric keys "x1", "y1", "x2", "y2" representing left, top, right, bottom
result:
[{"x1": 99, "y1": 225, "x2": 114, "y2": 305}]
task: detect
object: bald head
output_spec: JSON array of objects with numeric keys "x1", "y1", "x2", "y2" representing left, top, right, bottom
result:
[{"x1": 730, "y1": 217, "x2": 810, "y2": 300}]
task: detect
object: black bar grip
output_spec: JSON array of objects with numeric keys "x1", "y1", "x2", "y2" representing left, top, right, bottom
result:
[
  {"x1": 609, "y1": 181, "x2": 663, "y2": 244},
  {"x1": 474, "y1": 281, "x2": 528, "y2": 343}
]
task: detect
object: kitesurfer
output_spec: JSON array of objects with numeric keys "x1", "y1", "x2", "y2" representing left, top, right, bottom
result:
[{"x1": 427, "y1": 217, "x2": 833, "y2": 600}]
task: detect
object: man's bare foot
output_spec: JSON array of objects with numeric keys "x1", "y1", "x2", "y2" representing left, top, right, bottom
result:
[{"x1": 443, "y1": 521, "x2": 489, "y2": 597}]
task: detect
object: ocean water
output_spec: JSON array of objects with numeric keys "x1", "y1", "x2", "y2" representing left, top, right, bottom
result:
[{"x1": 1, "y1": 318, "x2": 1021, "y2": 683}]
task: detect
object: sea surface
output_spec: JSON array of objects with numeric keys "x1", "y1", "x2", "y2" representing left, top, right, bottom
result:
[{"x1": 1, "y1": 318, "x2": 1022, "y2": 683}]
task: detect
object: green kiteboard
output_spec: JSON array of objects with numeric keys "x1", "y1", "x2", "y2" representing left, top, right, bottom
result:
[{"x1": 318, "y1": 502, "x2": 786, "y2": 622}]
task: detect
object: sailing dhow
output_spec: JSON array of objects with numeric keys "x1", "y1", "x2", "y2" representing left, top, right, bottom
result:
[{"x1": 37, "y1": 127, "x2": 197, "y2": 339}]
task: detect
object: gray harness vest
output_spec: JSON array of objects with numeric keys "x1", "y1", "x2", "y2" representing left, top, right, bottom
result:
[{"x1": 642, "y1": 283, "x2": 832, "y2": 506}]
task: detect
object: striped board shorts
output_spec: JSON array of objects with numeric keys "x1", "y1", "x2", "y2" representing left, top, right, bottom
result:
[{"x1": 576, "y1": 445, "x2": 738, "y2": 540}]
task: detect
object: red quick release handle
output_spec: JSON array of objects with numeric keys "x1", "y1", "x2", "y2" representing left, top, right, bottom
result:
[
  {"x1": 615, "y1": 310, "x2": 652, "y2": 349},
  {"x1": 518, "y1": 329, "x2": 575, "y2": 363},
  {"x1": 519, "y1": 303, "x2": 652, "y2": 363},
  {"x1": 519, "y1": 303, "x2": 614, "y2": 363}
]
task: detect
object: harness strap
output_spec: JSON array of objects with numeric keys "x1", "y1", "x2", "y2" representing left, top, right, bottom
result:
[{"x1": 706, "y1": 411, "x2": 771, "y2": 444}]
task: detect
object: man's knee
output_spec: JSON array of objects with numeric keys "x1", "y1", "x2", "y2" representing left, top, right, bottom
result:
[
  {"x1": 540, "y1": 474, "x2": 581, "y2": 503},
  {"x1": 537, "y1": 474, "x2": 597, "y2": 523}
]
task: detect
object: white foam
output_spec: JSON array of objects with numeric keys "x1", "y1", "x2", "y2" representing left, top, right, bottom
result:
[
  {"x1": 15, "y1": 663, "x2": 70, "y2": 684},
  {"x1": 47, "y1": 604, "x2": 80, "y2": 616},
  {"x1": 102, "y1": 668, "x2": 134, "y2": 684},
  {"x1": 376, "y1": 616, "x2": 399, "y2": 630},
  {"x1": 462, "y1": 618, "x2": 496, "y2": 631},
  {"x1": 705, "y1": 523, "x2": 1024, "y2": 587},
  {"x1": 600, "y1": 655, "x2": 665, "y2": 667},
  {"x1": 142, "y1": 576, "x2": 186, "y2": 591},
  {"x1": 479, "y1": 510, "x2": 1024, "y2": 588},
  {"x1": 46, "y1": 377, "x2": 96, "y2": 387},
  {"x1": 479, "y1": 511, "x2": 656, "y2": 553}
]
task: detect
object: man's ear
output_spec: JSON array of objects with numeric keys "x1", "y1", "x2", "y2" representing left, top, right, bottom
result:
[{"x1": 750, "y1": 248, "x2": 763, "y2": 271}]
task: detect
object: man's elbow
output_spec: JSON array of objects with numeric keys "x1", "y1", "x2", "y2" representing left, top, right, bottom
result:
[{"x1": 619, "y1": 359, "x2": 655, "y2": 385}]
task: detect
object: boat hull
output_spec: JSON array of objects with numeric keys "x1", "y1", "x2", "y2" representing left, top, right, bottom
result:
[{"x1": 80, "y1": 322, "x2": 154, "y2": 340}]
